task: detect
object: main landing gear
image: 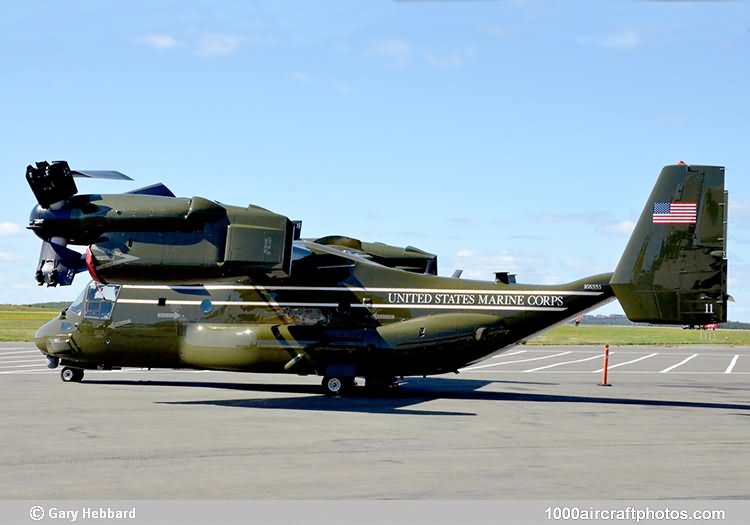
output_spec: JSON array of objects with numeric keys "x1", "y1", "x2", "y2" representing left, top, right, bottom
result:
[
  {"x1": 321, "y1": 376, "x2": 356, "y2": 396},
  {"x1": 321, "y1": 375, "x2": 400, "y2": 395},
  {"x1": 60, "y1": 367, "x2": 84, "y2": 383}
]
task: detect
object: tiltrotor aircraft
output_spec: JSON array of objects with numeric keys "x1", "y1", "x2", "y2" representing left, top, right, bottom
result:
[{"x1": 28, "y1": 160, "x2": 728, "y2": 394}]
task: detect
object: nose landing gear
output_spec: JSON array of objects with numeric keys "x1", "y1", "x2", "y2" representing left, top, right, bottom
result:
[{"x1": 60, "y1": 367, "x2": 84, "y2": 383}]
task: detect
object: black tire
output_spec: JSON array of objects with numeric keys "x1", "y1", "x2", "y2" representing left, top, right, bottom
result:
[
  {"x1": 60, "y1": 367, "x2": 84, "y2": 383},
  {"x1": 322, "y1": 376, "x2": 348, "y2": 396}
]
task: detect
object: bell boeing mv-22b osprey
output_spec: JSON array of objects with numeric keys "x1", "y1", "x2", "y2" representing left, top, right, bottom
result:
[{"x1": 27, "y1": 160, "x2": 728, "y2": 394}]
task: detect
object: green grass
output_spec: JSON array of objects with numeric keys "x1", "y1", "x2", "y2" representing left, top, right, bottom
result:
[
  {"x1": 529, "y1": 324, "x2": 750, "y2": 346},
  {"x1": 0, "y1": 307, "x2": 59, "y2": 342}
]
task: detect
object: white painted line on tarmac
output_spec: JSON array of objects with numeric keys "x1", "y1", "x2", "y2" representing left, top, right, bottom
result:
[
  {"x1": 725, "y1": 355, "x2": 739, "y2": 374},
  {"x1": 457, "y1": 369, "x2": 750, "y2": 375},
  {"x1": 463, "y1": 351, "x2": 572, "y2": 371},
  {"x1": 0, "y1": 346, "x2": 35, "y2": 351},
  {"x1": 0, "y1": 350, "x2": 41, "y2": 356},
  {"x1": 659, "y1": 353, "x2": 698, "y2": 373},
  {"x1": 492, "y1": 350, "x2": 526, "y2": 359},
  {"x1": 524, "y1": 353, "x2": 604, "y2": 372},
  {"x1": 0, "y1": 363, "x2": 50, "y2": 369},
  {"x1": 0, "y1": 369, "x2": 54, "y2": 375},
  {"x1": 524, "y1": 349, "x2": 748, "y2": 357},
  {"x1": 0, "y1": 358, "x2": 45, "y2": 364},
  {"x1": 592, "y1": 353, "x2": 659, "y2": 373}
]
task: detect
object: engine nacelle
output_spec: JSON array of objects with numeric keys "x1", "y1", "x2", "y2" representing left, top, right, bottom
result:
[
  {"x1": 85, "y1": 209, "x2": 295, "y2": 284},
  {"x1": 28, "y1": 181, "x2": 295, "y2": 285}
]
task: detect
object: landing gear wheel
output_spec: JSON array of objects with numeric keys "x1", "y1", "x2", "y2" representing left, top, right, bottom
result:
[
  {"x1": 60, "y1": 367, "x2": 84, "y2": 383},
  {"x1": 322, "y1": 376, "x2": 350, "y2": 396}
]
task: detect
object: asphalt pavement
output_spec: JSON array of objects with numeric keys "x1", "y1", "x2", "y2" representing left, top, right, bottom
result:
[{"x1": 1, "y1": 342, "x2": 748, "y2": 499}]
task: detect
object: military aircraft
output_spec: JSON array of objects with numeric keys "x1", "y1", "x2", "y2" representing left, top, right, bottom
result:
[{"x1": 28, "y1": 160, "x2": 728, "y2": 394}]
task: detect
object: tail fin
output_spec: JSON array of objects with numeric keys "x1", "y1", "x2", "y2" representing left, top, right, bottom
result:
[{"x1": 611, "y1": 163, "x2": 728, "y2": 324}]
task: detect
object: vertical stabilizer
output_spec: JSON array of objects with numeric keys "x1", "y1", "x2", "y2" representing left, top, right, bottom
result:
[{"x1": 611, "y1": 163, "x2": 727, "y2": 324}]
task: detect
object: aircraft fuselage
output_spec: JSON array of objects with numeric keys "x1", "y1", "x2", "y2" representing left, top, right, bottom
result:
[{"x1": 35, "y1": 240, "x2": 615, "y2": 380}]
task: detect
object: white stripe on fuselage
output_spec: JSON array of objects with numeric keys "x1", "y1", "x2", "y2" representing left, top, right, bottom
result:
[
  {"x1": 117, "y1": 298, "x2": 567, "y2": 312},
  {"x1": 115, "y1": 284, "x2": 609, "y2": 313},
  {"x1": 121, "y1": 284, "x2": 603, "y2": 296}
]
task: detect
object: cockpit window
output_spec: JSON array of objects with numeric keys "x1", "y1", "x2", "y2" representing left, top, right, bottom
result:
[
  {"x1": 67, "y1": 288, "x2": 85, "y2": 315},
  {"x1": 84, "y1": 282, "x2": 121, "y2": 320}
]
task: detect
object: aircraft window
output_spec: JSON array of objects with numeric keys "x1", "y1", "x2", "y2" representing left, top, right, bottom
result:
[
  {"x1": 67, "y1": 289, "x2": 85, "y2": 315},
  {"x1": 84, "y1": 283, "x2": 121, "y2": 320}
]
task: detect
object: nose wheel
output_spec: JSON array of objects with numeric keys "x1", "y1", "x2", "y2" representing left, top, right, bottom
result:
[{"x1": 60, "y1": 367, "x2": 84, "y2": 383}]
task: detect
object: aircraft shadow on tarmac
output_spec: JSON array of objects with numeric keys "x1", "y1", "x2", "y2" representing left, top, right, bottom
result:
[{"x1": 84, "y1": 377, "x2": 750, "y2": 417}]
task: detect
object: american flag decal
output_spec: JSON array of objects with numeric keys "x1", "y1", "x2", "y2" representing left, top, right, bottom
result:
[{"x1": 652, "y1": 202, "x2": 697, "y2": 224}]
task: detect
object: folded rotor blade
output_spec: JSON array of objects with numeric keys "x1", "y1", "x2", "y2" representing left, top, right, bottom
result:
[{"x1": 71, "y1": 170, "x2": 133, "y2": 180}]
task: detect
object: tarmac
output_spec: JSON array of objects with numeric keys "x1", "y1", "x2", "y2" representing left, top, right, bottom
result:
[{"x1": 1, "y1": 342, "x2": 749, "y2": 499}]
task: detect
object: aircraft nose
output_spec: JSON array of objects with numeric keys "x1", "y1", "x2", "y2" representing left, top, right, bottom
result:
[
  {"x1": 34, "y1": 315, "x2": 75, "y2": 354},
  {"x1": 34, "y1": 318, "x2": 57, "y2": 353}
]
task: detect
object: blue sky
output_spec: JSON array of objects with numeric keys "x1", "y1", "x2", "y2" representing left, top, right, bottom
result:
[{"x1": 1, "y1": 0, "x2": 748, "y2": 320}]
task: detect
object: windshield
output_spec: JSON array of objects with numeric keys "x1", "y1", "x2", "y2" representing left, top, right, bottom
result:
[
  {"x1": 83, "y1": 282, "x2": 121, "y2": 320},
  {"x1": 67, "y1": 288, "x2": 85, "y2": 315}
]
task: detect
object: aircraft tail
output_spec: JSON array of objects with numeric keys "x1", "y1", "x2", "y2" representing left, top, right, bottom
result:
[{"x1": 611, "y1": 163, "x2": 728, "y2": 325}]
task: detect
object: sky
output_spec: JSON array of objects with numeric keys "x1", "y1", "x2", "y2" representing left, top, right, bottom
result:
[{"x1": 0, "y1": 0, "x2": 748, "y2": 320}]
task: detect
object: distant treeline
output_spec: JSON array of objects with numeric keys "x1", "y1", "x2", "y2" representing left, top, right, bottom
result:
[
  {"x1": 577, "y1": 314, "x2": 750, "y2": 330},
  {"x1": 24, "y1": 302, "x2": 71, "y2": 311}
]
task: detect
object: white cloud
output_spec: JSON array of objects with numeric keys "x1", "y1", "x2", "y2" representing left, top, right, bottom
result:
[
  {"x1": 138, "y1": 34, "x2": 180, "y2": 49},
  {"x1": 0, "y1": 222, "x2": 21, "y2": 236},
  {"x1": 485, "y1": 26, "x2": 506, "y2": 38},
  {"x1": 371, "y1": 38, "x2": 411, "y2": 66},
  {"x1": 425, "y1": 47, "x2": 477, "y2": 68},
  {"x1": 453, "y1": 250, "x2": 526, "y2": 280},
  {"x1": 730, "y1": 199, "x2": 750, "y2": 222},
  {"x1": 540, "y1": 210, "x2": 610, "y2": 225},
  {"x1": 0, "y1": 251, "x2": 21, "y2": 263},
  {"x1": 334, "y1": 82, "x2": 352, "y2": 95},
  {"x1": 604, "y1": 30, "x2": 640, "y2": 49},
  {"x1": 447, "y1": 248, "x2": 613, "y2": 286},
  {"x1": 577, "y1": 30, "x2": 640, "y2": 50},
  {"x1": 604, "y1": 220, "x2": 636, "y2": 236},
  {"x1": 137, "y1": 33, "x2": 246, "y2": 57},
  {"x1": 371, "y1": 38, "x2": 478, "y2": 68},
  {"x1": 541, "y1": 274, "x2": 563, "y2": 285},
  {"x1": 195, "y1": 33, "x2": 241, "y2": 57},
  {"x1": 288, "y1": 71, "x2": 309, "y2": 82},
  {"x1": 538, "y1": 210, "x2": 639, "y2": 239}
]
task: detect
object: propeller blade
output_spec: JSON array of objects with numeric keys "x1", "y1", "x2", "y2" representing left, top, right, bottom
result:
[
  {"x1": 126, "y1": 183, "x2": 175, "y2": 197},
  {"x1": 27, "y1": 161, "x2": 134, "y2": 208},
  {"x1": 71, "y1": 170, "x2": 133, "y2": 181}
]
